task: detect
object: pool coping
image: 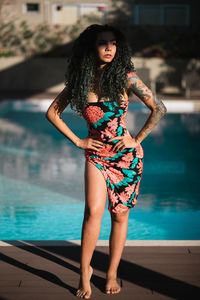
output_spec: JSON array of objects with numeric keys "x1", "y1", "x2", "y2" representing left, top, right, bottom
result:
[
  {"x1": 1, "y1": 99, "x2": 200, "y2": 113},
  {"x1": 0, "y1": 240, "x2": 200, "y2": 246}
]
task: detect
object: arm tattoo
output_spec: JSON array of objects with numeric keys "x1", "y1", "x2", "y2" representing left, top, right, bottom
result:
[{"x1": 128, "y1": 72, "x2": 167, "y2": 143}]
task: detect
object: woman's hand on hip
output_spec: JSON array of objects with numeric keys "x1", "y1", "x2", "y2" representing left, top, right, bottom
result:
[
  {"x1": 77, "y1": 136, "x2": 104, "y2": 152},
  {"x1": 108, "y1": 135, "x2": 140, "y2": 152}
]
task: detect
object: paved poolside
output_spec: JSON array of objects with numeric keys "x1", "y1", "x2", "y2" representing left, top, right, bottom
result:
[{"x1": 0, "y1": 240, "x2": 200, "y2": 300}]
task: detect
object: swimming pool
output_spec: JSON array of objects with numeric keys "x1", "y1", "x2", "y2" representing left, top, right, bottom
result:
[{"x1": 0, "y1": 99, "x2": 199, "y2": 240}]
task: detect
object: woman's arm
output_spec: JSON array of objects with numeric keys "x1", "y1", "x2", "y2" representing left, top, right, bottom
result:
[
  {"x1": 46, "y1": 86, "x2": 81, "y2": 147},
  {"x1": 46, "y1": 87, "x2": 104, "y2": 152},
  {"x1": 127, "y1": 72, "x2": 167, "y2": 144}
]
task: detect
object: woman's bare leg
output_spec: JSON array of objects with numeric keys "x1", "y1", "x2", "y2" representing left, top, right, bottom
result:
[
  {"x1": 76, "y1": 160, "x2": 107, "y2": 299},
  {"x1": 105, "y1": 209, "x2": 130, "y2": 294}
]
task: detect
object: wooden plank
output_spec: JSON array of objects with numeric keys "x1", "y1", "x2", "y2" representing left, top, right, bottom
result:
[
  {"x1": 122, "y1": 246, "x2": 191, "y2": 254},
  {"x1": 0, "y1": 280, "x2": 20, "y2": 287}
]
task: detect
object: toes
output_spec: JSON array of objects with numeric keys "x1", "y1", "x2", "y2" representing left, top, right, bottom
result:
[
  {"x1": 105, "y1": 278, "x2": 121, "y2": 294},
  {"x1": 84, "y1": 292, "x2": 91, "y2": 299},
  {"x1": 76, "y1": 289, "x2": 91, "y2": 299},
  {"x1": 82, "y1": 292, "x2": 86, "y2": 298},
  {"x1": 114, "y1": 287, "x2": 121, "y2": 294},
  {"x1": 76, "y1": 289, "x2": 84, "y2": 298},
  {"x1": 105, "y1": 288, "x2": 111, "y2": 294},
  {"x1": 106, "y1": 288, "x2": 120, "y2": 294}
]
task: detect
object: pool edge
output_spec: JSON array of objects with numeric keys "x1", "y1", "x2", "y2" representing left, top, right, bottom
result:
[{"x1": 1, "y1": 99, "x2": 200, "y2": 113}]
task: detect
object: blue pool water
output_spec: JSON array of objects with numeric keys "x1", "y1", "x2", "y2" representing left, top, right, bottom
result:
[{"x1": 0, "y1": 100, "x2": 200, "y2": 240}]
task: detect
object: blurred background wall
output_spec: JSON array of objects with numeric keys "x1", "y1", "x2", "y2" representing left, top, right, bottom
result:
[{"x1": 0, "y1": 0, "x2": 199, "y2": 98}]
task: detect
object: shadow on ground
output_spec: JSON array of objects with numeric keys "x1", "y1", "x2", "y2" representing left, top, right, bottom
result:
[{"x1": 1, "y1": 240, "x2": 200, "y2": 298}]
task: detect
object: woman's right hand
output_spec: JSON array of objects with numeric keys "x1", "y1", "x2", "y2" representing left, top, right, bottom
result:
[{"x1": 77, "y1": 136, "x2": 104, "y2": 152}]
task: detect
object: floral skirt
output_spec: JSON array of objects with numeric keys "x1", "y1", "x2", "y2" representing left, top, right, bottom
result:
[{"x1": 85, "y1": 143, "x2": 144, "y2": 214}]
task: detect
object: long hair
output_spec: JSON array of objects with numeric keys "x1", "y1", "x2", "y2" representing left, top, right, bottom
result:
[{"x1": 64, "y1": 24, "x2": 135, "y2": 116}]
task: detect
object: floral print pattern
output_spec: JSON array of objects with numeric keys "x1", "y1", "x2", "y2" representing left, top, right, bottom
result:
[{"x1": 82, "y1": 99, "x2": 144, "y2": 214}]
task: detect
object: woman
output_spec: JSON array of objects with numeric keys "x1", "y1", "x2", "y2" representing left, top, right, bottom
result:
[{"x1": 46, "y1": 24, "x2": 167, "y2": 298}]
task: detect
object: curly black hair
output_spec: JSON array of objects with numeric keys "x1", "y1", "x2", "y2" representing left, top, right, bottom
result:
[{"x1": 64, "y1": 24, "x2": 135, "y2": 116}]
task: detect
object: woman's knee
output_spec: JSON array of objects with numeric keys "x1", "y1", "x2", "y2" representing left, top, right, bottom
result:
[
  {"x1": 84, "y1": 204, "x2": 104, "y2": 220},
  {"x1": 110, "y1": 209, "x2": 130, "y2": 223}
]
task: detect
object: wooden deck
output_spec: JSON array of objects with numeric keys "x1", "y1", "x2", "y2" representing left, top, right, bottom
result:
[{"x1": 0, "y1": 241, "x2": 200, "y2": 300}]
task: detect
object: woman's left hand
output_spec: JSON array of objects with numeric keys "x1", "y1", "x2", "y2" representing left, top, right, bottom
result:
[{"x1": 108, "y1": 135, "x2": 140, "y2": 152}]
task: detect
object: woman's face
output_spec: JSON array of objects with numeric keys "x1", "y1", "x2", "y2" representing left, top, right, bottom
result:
[{"x1": 95, "y1": 31, "x2": 117, "y2": 66}]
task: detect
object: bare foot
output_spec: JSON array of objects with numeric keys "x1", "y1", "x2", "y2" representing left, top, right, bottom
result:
[
  {"x1": 105, "y1": 275, "x2": 121, "y2": 294},
  {"x1": 76, "y1": 265, "x2": 93, "y2": 299}
]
